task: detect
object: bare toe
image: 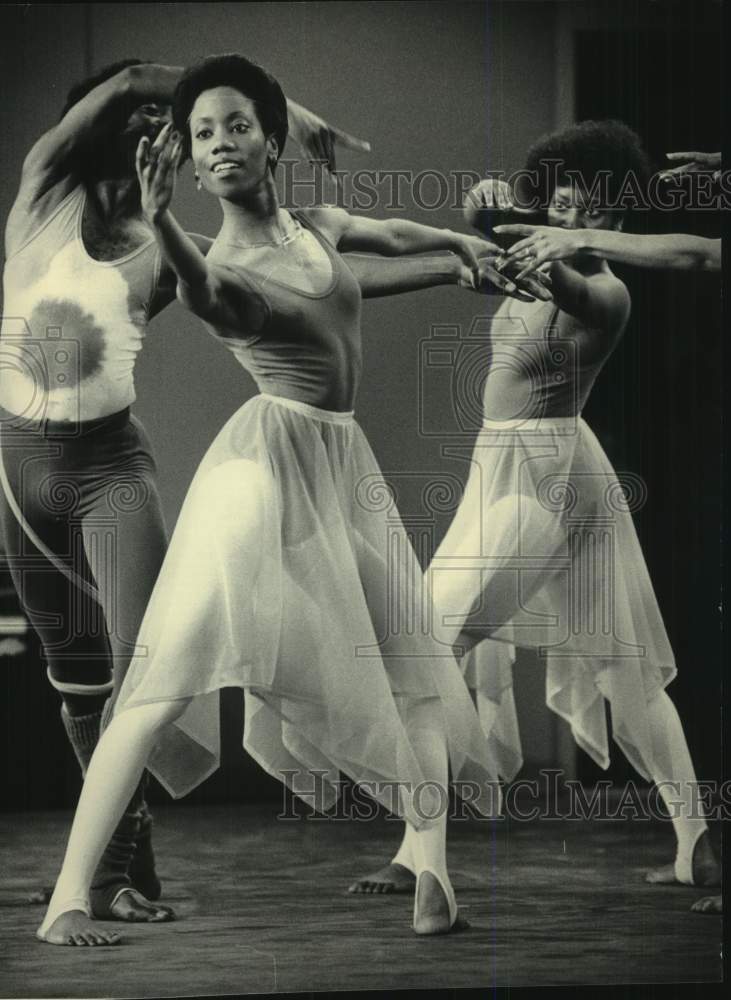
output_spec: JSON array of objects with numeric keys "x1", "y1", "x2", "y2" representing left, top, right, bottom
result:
[
  {"x1": 91, "y1": 929, "x2": 118, "y2": 945},
  {"x1": 348, "y1": 863, "x2": 416, "y2": 895},
  {"x1": 691, "y1": 894, "x2": 722, "y2": 915},
  {"x1": 38, "y1": 910, "x2": 122, "y2": 947}
]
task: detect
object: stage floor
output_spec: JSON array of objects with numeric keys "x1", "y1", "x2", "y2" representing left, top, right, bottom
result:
[{"x1": 0, "y1": 803, "x2": 722, "y2": 996}]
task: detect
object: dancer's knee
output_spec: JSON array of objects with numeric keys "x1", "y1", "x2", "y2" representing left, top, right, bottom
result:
[{"x1": 47, "y1": 665, "x2": 114, "y2": 716}]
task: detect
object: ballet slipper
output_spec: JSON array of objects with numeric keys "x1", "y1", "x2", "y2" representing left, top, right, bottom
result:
[{"x1": 412, "y1": 868, "x2": 470, "y2": 936}]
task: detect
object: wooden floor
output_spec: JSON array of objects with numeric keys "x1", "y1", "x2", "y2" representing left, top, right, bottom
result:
[{"x1": 0, "y1": 803, "x2": 722, "y2": 997}]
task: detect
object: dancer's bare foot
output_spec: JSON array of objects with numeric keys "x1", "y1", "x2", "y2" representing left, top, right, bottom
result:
[
  {"x1": 36, "y1": 910, "x2": 121, "y2": 947},
  {"x1": 29, "y1": 863, "x2": 164, "y2": 907},
  {"x1": 348, "y1": 862, "x2": 416, "y2": 895},
  {"x1": 30, "y1": 883, "x2": 173, "y2": 919},
  {"x1": 645, "y1": 830, "x2": 720, "y2": 886},
  {"x1": 412, "y1": 870, "x2": 470, "y2": 936},
  {"x1": 690, "y1": 894, "x2": 722, "y2": 914},
  {"x1": 108, "y1": 888, "x2": 174, "y2": 922}
]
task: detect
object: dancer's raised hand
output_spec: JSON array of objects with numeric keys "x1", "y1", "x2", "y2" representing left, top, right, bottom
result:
[
  {"x1": 456, "y1": 255, "x2": 549, "y2": 302},
  {"x1": 496, "y1": 256, "x2": 553, "y2": 300},
  {"x1": 659, "y1": 151, "x2": 721, "y2": 182},
  {"x1": 463, "y1": 178, "x2": 515, "y2": 233},
  {"x1": 466, "y1": 178, "x2": 515, "y2": 212},
  {"x1": 493, "y1": 223, "x2": 581, "y2": 279},
  {"x1": 136, "y1": 122, "x2": 183, "y2": 224},
  {"x1": 449, "y1": 232, "x2": 504, "y2": 289},
  {"x1": 287, "y1": 100, "x2": 370, "y2": 175}
]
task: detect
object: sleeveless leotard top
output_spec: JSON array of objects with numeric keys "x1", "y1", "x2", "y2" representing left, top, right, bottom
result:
[
  {"x1": 204, "y1": 211, "x2": 362, "y2": 412},
  {"x1": 0, "y1": 186, "x2": 161, "y2": 422},
  {"x1": 481, "y1": 294, "x2": 621, "y2": 421}
]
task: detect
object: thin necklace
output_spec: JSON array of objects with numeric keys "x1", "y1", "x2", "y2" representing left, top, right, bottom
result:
[{"x1": 223, "y1": 216, "x2": 305, "y2": 250}]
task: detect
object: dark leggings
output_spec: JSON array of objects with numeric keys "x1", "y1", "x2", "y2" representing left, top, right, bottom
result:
[{"x1": 0, "y1": 407, "x2": 168, "y2": 709}]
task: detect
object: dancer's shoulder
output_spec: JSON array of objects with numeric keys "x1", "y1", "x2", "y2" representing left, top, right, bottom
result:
[
  {"x1": 5, "y1": 177, "x2": 80, "y2": 259},
  {"x1": 189, "y1": 259, "x2": 271, "y2": 340},
  {"x1": 552, "y1": 262, "x2": 630, "y2": 340},
  {"x1": 587, "y1": 264, "x2": 630, "y2": 301},
  {"x1": 588, "y1": 268, "x2": 631, "y2": 328},
  {"x1": 296, "y1": 205, "x2": 350, "y2": 246}
]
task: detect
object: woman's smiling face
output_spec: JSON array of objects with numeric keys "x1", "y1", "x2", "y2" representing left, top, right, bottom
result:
[{"x1": 189, "y1": 86, "x2": 278, "y2": 197}]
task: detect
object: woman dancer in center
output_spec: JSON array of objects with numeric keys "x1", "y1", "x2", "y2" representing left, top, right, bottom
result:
[{"x1": 37, "y1": 53, "x2": 502, "y2": 946}]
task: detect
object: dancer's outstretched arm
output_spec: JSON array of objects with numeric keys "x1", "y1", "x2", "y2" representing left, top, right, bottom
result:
[
  {"x1": 24, "y1": 66, "x2": 365, "y2": 189},
  {"x1": 9, "y1": 63, "x2": 368, "y2": 255},
  {"x1": 138, "y1": 129, "x2": 549, "y2": 311},
  {"x1": 494, "y1": 224, "x2": 721, "y2": 274},
  {"x1": 304, "y1": 205, "x2": 502, "y2": 288},
  {"x1": 7, "y1": 62, "x2": 182, "y2": 253},
  {"x1": 348, "y1": 254, "x2": 469, "y2": 297},
  {"x1": 347, "y1": 252, "x2": 548, "y2": 301},
  {"x1": 659, "y1": 150, "x2": 721, "y2": 182},
  {"x1": 286, "y1": 99, "x2": 370, "y2": 174},
  {"x1": 20, "y1": 63, "x2": 182, "y2": 181}
]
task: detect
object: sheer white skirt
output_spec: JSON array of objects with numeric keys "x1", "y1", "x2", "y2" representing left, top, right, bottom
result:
[
  {"x1": 115, "y1": 393, "x2": 500, "y2": 827},
  {"x1": 428, "y1": 416, "x2": 676, "y2": 781}
]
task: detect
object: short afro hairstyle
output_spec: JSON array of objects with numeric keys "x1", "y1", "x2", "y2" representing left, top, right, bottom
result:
[
  {"x1": 173, "y1": 53, "x2": 288, "y2": 167},
  {"x1": 60, "y1": 59, "x2": 147, "y2": 120},
  {"x1": 519, "y1": 119, "x2": 653, "y2": 216}
]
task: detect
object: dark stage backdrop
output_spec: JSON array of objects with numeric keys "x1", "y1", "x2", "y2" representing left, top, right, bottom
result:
[
  {"x1": 0, "y1": 1, "x2": 722, "y2": 809},
  {"x1": 569, "y1": 1, "x2": 722, "y2": 786}
]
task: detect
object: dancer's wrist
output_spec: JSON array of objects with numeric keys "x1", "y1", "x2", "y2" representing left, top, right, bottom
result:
[
  {"x1": 575, "y1": 230, "x2": 596, "y2": 256},
  {"x1": 146, "y1": 205, "x2": 170, "y2": 228},
  {"x1": 447, "y1": 254, "x2": 467, "y2": 285}
]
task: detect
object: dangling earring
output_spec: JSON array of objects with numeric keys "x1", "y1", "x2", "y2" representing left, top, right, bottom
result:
[{"x1": 194, "y1": 173, "x2": 202, "y2": 192}]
